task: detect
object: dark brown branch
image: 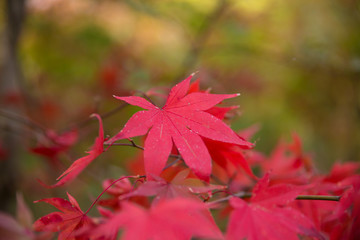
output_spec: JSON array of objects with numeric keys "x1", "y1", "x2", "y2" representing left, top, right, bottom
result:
[
  {"x1": 295, "y1": 195, "x2": 341, "y2": 201},
  {"x1": 108, "y1": 142, "x2": 144, "y2": 150},
  {"x1": 208, "y1": 192, "x2": 341, "y2": 205}
]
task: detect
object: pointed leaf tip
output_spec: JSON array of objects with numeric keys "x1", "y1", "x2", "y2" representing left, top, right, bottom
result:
[
  {"x1": 90, "y1": 113, "x2": 100, "y2": 119},
  {"x1": 190, "y1": 71, "x2": 199, "y2": 76}
]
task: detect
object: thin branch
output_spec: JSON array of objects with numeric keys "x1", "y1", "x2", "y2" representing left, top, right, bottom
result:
[
  {"x1": 208, "y1": 192, "x2": 341, "y2": 205},
  {"x1": 101, "y1": 103, "x2": 128, "y2": 119},
  {"x1": 105, "y1": 139, "x2": 184, "y2": 169},
  {"x1": 0, "y1": 109, "x2": 46, "y2": 133},
  {"x1": 108, "y1": 141, "x2": 144, "y2": 150},
  {"x1": 1, "y1": 102, "x2": 128, "y2": 142},
  {"x1": 295, "y1": 195, "x2": 341, "y2": 201},
  {"x1": 61, "y1": 175, "x2": 146, "y2": 231},
  {"x1": 61, "y1": 103, "x2": 128, "y2": 132}
]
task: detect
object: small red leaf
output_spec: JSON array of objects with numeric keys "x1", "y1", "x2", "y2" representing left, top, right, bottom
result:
[{"x1": 33, "y1": 193, "x2": 94, "y2": 240}]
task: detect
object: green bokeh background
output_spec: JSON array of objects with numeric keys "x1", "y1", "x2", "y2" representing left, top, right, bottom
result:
[{"x1": 1, "y1": 0, "x2": 359, "y2": 219}]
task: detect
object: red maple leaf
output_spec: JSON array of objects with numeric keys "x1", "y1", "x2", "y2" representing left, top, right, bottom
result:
[
  {"x1": 322, "y1": 176, "x2": 360, "y2": 240},
  {"x1": 323, "y1": 162, "x2": 360, "y2": 184},
  {"x1": 33, "y1": 193, "x2": 94, "y2": 240},
  {"x1": 106, "y1": 74, "x2": 252, "y2": 181},
  {"x1": 122, "y1": 170, "x2": 226, "y2": 205},
  {"x1": 0, "y1": 193, "x2": 53, "y2": 240},
  {"x1": 204, "y1": 139, "x2": 256, "y2": 179},
  {"x1": 30, "y1": 128, "x2": 78, "y2": 167},
  {"x1": 260, "y1": 135, "x2": 313, "y2": 185},
  {"x1": 226, "y1": 173, "x2": 323, "y2": 240},
  {"x1": 186, "y1": 82, "x2": 256, "y2": 179},
  {"x1": 92, "y1": 198, "x2": 223, "y2": 240},
  {"x1": 40, "y1": 114, "x2": 104, "y2": 188}
]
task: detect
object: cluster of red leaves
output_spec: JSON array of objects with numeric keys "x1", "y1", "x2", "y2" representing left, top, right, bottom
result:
[{"x1": 3, "y1": 75, "x2": 359, "y2": 240}]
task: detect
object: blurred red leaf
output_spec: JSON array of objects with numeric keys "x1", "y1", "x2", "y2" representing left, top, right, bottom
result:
[
  {"x1": 39, "y1": 114, "x2": 104, "y2": 188},
  {"x1": 226, "y1": 173, "x2": 323, "y2": 240},
  {"x1": 92, "y1": 198, "x2": 223, "y2": 240},
  {"x1": 30, "y1": 128, "x2": 78, "y2": 166}
]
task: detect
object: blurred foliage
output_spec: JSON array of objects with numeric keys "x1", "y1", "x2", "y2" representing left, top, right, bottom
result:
[{"x1": 1, "y1": 0, "x2": 360, "y2": 216}]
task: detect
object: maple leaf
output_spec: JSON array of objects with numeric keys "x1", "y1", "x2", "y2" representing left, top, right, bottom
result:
[
  {"x1": 122, "y1": 170, "x2": 226, "y2": 205},
  {"x1": 260, "y1": 135, "x2": 313, "y2": 185},
  {"x1": 106, "y1": 74, "x2": 252, "y2": 181},
  {"x1": 322, "y1": 177, "x2": 360, "y2": 240},
  {"x1": 204, "y1": 139, "x2": 257, "y2": 179},
  {"x1": 92, "y1": 198, "x2": 223, "y2": 240},
  {"x1": 187, "y1": 83, "x2": 256, "y2": 179},
  {"x1": 40, "y1": 114, "x2": 104, "y2": 188},
  {"x1": 226, "y1": 173, "x2": 323, "y2": 240},
  {"x1": 188, "y1": 78, "x2": 238, "y2": 121},
  {"x1": 0, "y1": 193, "x2": 53, "y2": 240},
  {"x1": 30, "y1": 128, "x2": 78, "y2": 167},
  {"x1": 323, "y1": 162, "x2": 360, "y2": 184},
  {"x1": 33, "y1": 193, "x2": 94, "y2": 240}
]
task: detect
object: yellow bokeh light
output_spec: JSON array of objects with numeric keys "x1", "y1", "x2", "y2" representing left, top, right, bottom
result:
[
  {"x1": 233, "y1": 0, "x2": 271, "y2": 15},
  {"x1": 172, "y1": 0, "x2": 218, "y2": 13}
]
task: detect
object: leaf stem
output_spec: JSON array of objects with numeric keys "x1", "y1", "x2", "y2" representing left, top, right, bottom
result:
[
  {"x1": 295, "y1": 195, "x2": 341, "y2": 201},
  {"x1": 208, "y1": 192, "x2": 341, "y2": 206},
  {"x1": 83, "y1": 175, "x2": 143, "y2": 215},
  {"x1": 134, "y1": 90, "x2": 157, "y2": 106},
  {"x1": 107, "y1": 142, "x2": 143, "y2": 151}
]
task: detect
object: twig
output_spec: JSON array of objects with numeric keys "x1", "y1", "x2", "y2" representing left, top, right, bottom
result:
[
  {"x1": 101, "y1": 103, "x2": 128, "y2": 119},
  {"x1": 0, "y1": 109, "x2": 46, "y2": 133},
  {"x1": 295, "y1": 195, "x2": 341, "y2": 201},
  {"x1": 208, "y1": 192, "x2": 341, "y2": 205},
  {"x1": 61, "y1": 103, "x2": 128, "y2": 132},
  {"x1": 109, "y1": 142, "x2": 144, "y2": 150},
  {"x1": 83, "y1": 175, "x2": 144, "y2": 215}
]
